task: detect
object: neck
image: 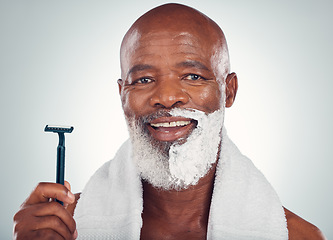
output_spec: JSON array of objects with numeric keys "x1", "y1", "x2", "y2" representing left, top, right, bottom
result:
[{"x1": 142, "y1": 160, "x2": 217, "y2": 227}]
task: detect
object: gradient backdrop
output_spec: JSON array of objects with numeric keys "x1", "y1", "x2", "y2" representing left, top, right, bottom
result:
[{"x1": 1, "y1": 0, "x2": 332, "y2": 238}]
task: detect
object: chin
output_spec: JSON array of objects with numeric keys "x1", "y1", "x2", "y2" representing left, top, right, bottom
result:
[{"x1": 128, "y1": 108, "x2": 224, "y2": 191}]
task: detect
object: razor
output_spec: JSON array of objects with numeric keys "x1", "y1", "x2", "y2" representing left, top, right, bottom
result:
[{"x1": 44, "y1": 125, "x2": 74, "y2": 205}]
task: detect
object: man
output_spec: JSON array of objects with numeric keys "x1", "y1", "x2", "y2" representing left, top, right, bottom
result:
[{"x1": 13, "y1": 3, "x2": 325, "y2": 239}]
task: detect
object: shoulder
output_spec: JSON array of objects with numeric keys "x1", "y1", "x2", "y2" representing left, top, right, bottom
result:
[
  {"x1": 284, "y1": 207, "x2": 326, "y2": 240},
  {"x1": 67, "y1": 193, "x2": 81, "y2": 216}
]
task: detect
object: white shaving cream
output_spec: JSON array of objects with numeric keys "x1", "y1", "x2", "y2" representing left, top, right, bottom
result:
[
  {"x1": 128, "y1": 108, "x2": 225, "y2": 190},
  {"x1": 167, "y1": 108, "x2": 224, "y2": 187}
]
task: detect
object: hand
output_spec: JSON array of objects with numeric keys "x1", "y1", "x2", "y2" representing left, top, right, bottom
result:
[{"x1": 13, "y1": 181, "x2": 78, "y2": 239}]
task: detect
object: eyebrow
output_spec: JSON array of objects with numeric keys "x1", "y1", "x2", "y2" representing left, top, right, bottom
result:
[
  {"x1": 126, "y1": 60, "x2": 210, "y2": 78},
  {"x1": 127, "y1": 64, "x2": 154, "y2": 77},
  {"x1": 175, "y1": 60, "x2": 210, "y2": 71}
]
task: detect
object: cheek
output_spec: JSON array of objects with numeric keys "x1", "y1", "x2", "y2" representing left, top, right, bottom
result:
[
  {"x1": 121, "y1": 89, "x2": 149, "y2": 119},
  {"x1": 192, "y1": 86, "x2": 222, "y2": 112}
]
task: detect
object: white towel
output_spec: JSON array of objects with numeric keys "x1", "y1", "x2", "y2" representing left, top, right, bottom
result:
[{"x1": 74, "y1": 130, "x2": 288, "y2": 239}]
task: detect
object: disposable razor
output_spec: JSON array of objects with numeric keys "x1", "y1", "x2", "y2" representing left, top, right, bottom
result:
[{"x1": 44, "y1": 125, "x2": 74, "y2": 205}]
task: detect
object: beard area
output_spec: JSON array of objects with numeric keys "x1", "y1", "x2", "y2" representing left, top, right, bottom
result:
[{"x1": 127, "y1": 108, "x2": 225, "y2": 191}]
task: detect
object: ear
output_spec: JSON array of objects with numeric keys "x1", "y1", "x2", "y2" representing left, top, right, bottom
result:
[
  {"x1": 225, "y1": 72, "x2": 238, "y2": 108},
  {"x1": 117, "y1": 79, "x2": 123, "y2": 95}
]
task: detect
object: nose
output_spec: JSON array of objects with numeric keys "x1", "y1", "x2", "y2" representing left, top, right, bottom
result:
[{"x1": 149, "y1": 79, "x2": 189, "y2": 109}]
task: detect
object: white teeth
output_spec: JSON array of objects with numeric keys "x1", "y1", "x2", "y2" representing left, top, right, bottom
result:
[{"x1": 150, "y1": 120, "x2": 191, "y2": 128}]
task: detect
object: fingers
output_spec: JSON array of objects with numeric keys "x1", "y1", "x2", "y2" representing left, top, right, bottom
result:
[
  {"x1": 14, "y1": 182, "x2": 78, "y2": 240},
  {"x1": 14, "y1": 222, "x2": 77, "y2": 240},
  {"x1": 35, "y1": 215, "x2": 75, "y2": 239},
  {"x1": 14, "y1": 204, "x2": 77, "y2": 239},
  {"x1": 14, "y1": 228, "x2": 64, "y2": 240},
  {"x1": 64, "y1": 181, "x2": 71, "y2": 191},
  {"x1": 33, "y1": 202, "x2": 77, "y2": 232},
  {"x1": 24, "y1": 182, "x2": 75, "y2": 206},
  {"x1": 64, "y1": 181, "x2": 71, "y2": 208}
]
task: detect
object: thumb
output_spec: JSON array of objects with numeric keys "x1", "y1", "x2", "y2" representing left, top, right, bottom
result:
[
  {"x1": 63, "y1": 181, "x2": 72, "y2": 208},
  {"x1": 64, "y1": 180, "x2": 71, "y2": 191}
]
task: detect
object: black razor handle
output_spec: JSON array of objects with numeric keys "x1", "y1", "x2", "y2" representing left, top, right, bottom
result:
[
  {"x1": 56, "y1": 133, "x2": 65, "y2": 205},
  {"x1": 44, "y1": 125, "x2": 73, "y2": 205}
]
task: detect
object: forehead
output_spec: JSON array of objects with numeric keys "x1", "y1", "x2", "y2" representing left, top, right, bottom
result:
[
  {"x1": 136, "y1": 29, "x2": 203, "y2": 46},
  {"x1": 121, "y1": 29, "x2": 219, "y2": 74}
]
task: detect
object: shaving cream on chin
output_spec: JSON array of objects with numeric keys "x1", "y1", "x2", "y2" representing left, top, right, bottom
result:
[
  {"x1": 129, "y1": 107, "x2": 225, "y2": 190},
  {"x1": 167, "y1": 108, "x2": 224, "y2": 188}
]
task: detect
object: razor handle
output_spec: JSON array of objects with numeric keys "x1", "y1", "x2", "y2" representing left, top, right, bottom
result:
[
  {"x1": 57, "y1": 145, "x2": 65, "y2": 185},
  {"x1": 56, "y1": 134, "x2": 65, "y2": 205},
  {"x1": 44, "y1": 125, "x2": 73, "y2": 206}
]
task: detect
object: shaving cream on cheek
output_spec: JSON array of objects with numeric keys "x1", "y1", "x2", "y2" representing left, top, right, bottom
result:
[
  {"x1": 168, "y1": 108, "x2": 224, "y2": 186},
  {"x1": 128, "y1": 107, "x2": 225, "y2": 190}
]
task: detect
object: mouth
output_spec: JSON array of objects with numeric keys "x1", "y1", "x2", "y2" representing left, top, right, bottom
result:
[{"x1": 147, "y1": 116, "x2": 197, "y2": 142}]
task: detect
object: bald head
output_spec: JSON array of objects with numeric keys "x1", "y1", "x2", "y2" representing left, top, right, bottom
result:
[
  {"x1": 120, "y1": 3, "x2": 230, "y2": 82},
  {"x1": 124, "y1": 3, "x2": 224, "y2": 39}
]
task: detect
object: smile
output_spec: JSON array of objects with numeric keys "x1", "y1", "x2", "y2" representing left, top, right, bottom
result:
[
  {"x1": 150, "y1": 120, "x2": 191, "y2": 128},
  {"x1": 147, "y1": 117, "x2": 196, "y2": 142}
]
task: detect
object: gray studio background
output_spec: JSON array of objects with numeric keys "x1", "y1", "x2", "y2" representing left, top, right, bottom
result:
[{"x1": 1, "y1": 0, "x2": 332, "y2": 238}]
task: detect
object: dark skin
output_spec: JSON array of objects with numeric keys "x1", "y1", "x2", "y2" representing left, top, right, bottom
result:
[
  {"x1": 117, "y1": 5, "x2": 233, "y2": 239},
  {"x1": 13, "y1": 181, "x2": 78, "y2": 239},
  {"x1": 13, "y1": 3, "x2": 326, "y2": 240},
  {"x1": 140, "y1": 163, "x2": 217, "y2": 240}
]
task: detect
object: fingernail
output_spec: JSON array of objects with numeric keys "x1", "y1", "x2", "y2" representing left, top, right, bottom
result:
[
  {"x1": 67, "y1": 191, "x2": 75, "y2": 201},
  {"x1": 73, "y1": 229, "x2": 78, "y2": 239}
]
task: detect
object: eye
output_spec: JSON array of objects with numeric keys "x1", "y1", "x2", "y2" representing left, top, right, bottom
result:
[
  {"x1": 184, "y1": 74, "x2": 206, "y2": 81},
  {"x1": 134, "y1": 77, "x2": 153, "y2": 84}
]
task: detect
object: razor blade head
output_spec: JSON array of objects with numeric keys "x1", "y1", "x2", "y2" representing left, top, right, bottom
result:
[{"x1": 44, "y1": 125, "x2": 74, "y2": 133}]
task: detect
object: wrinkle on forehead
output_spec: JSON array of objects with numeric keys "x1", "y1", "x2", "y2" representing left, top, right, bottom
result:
[{"x1": 126, "y1": 31, "x2": 201, "y2": 49}]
